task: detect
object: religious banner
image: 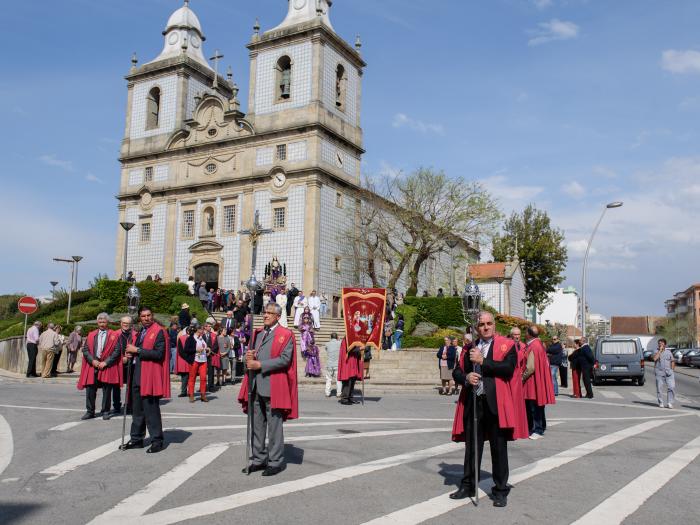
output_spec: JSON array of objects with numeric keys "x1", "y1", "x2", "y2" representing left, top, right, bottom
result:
[{"x1": 342, "y1": 288, "x2": 387, "y2": 352}]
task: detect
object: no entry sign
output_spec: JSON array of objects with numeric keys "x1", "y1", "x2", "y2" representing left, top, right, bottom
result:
[{"x1": 18, "y1": 296, "x2": 38, "y2": 315}]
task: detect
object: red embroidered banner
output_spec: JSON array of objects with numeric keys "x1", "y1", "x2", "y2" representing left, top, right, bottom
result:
[{"x1": 342, "y1": 288, "x2": 387, "y2": 352}]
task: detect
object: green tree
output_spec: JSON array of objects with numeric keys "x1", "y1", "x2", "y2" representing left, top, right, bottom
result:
[{"x1": 492, "y1": 204, "x2": 568, "y2": 310}]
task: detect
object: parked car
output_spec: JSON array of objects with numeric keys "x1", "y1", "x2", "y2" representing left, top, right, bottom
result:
[
  {"x1": 687, "y1": 350, "x2": 700, "y2": 368},
  {"x1": 643, "y1": 349, "x2": 655, "y2": 361},
  {"x1": 673, "y1": 348, "x2": 693, "y2": 365},
  {"x1": 593, "y1": 337, "x2": 645, "y2": 386},
  {"x1": 681, "y1": 348, "x2": 700, "y2": 366}
]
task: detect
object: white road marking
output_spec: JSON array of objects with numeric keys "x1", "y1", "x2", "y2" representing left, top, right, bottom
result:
[
  {"x1": 0, "y1": 404, "x2": 83, "y2": 413},
  {"x1": 88, "y1": 443, "x2": 229, "y2": 524},
  {"x1": 49, "y1": 421, "x2": 86, "y2": 432},
  {"x1": 40, "y1": 439, "x2": 122, "y2": 480},
  {"x1": 572, "y1": 434, "x2": 700, "y2": 525},
  {"x1": 0, "y1": 415, "x2": 13, "y2": 477},
  {"x1": 171, "y1": 420, "x2": 411, "y2": 432},
  {"x1": 549, "y1": 414, "x2": 691, "y2": 421},
  {"x1": 598, "y1": 390, "x2": 624, "y2": 399},
  {"x1": 360, "y1": 419, "x2": 672, "y2": 525},
  {"x1": 556, "y1": 397, "x2": 693, "y2": 414},
  {"x1": 631, "y1": 391, "x2": 656, "y2": 402},
  {"x1": 137, "y1": 442, "x2": 460, "y2": 525},
  {"x1": 1, "y1": 477, "x2": 20, "y2": 483}
]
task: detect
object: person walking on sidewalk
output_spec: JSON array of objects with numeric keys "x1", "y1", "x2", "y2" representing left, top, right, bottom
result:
[
  {"x1": 578, "y1": 337, "x2": 595, "y2": 399},
  {"x1": 324, "y1": 333, "x2": 342, "y2": 398},
  {"x1": 546, "y1": 336, "x2": 563, "y2": 396},
  {"x1": 653, "y1": 338, "x2": 675, "y2": 409}
]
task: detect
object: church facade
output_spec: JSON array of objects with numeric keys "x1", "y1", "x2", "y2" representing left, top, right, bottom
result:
[{"x1": 115, "y1": 1, "x2": 474, "y2": 308}]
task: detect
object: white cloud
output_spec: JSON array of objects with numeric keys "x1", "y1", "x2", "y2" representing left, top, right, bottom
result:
[
  {"x1": 39, "y1": 154, "x2": 74, "y2": 172},
  {"x1": 661, "y1": 49, "x2": 700, "y2": 74},
  {"x1": 528, "y1": 19, "x2": 580, "y2": 46},
  {"x1": 561, "y1": 180, "x2": 586, "y2": 199},
  {"x1": 85, "y1": 173, "x2": 104, "y2": 184},
  {"x1": 679, "y1": 96, "x2": 700, "y2": 111},
  {"x1": 593, "y1": 165, "x2": 618, "y2": 179},
  {"x1": 378, "y1": 160, "x2": 402, "y2": 180},
  {"x1": 567, "y1": 239, "x2": 592, "y2": 257},
  {"x1": 480, "y1": 175, "x2": 545, "y2": 209},
  {"x1": 533, "y1": 0, "x2": 553, "y2": 9},
  {"x1": 392, "y1": 113, "x2": 445, "y2": 135}
]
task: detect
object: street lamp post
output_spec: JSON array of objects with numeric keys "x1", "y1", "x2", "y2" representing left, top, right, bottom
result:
[
  {"x1": 72, "y1": 255, "x2": 83, "y2": 292},
  {"x1": 53, "y1": 257, "x2": 81, "y2": 324},
  {"x1": 120, "y1": 222, "x2": 136, "y2": 281},
  {"x1": 581, "y1": 202, "x2": 623, "y2": 338},
  {"x1": 495, "y1": 275, "x2": 505, "y2": 314},
  {"x1": 446, "y1": 239, "x2": 458, "y2": 296},
  {"x1": 50, "y1": 281, "x2": 58, "y2": 301}
]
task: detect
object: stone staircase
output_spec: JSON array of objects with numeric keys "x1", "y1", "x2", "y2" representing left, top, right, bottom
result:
[{"x1": 211, "y1": 312, "x2": 442, "y2": 392}]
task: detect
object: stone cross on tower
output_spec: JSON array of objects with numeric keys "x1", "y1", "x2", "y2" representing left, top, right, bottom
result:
[
  {"x1": 239, "y1": 210, "x2": 273, "y2": 278},
  {"x1": 209, "y1": 49, "x2": 224, "y2": 89}
]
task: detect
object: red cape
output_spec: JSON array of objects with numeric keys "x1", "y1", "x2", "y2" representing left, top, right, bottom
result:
[
  {"x1": 523, "y1": 338, "x2": 556, "y2": 406},
  {"x1": 175, "y1": 334, "x2": 190, "y2": 374},
  {"x1": 138, "y1": 323, "x2": 171, "y2": 399},
  {"x1": 337, "y1": 339, "x2": 363, "y2": 381},
  {"x1": 238, "y1": 326, "x2": 298, "y2": 421},
  {"x1": 452, "y1": 335, "x2": 528, "y2": 442},
  {"x1": 77, "y1": 330, "x2": 121, "y2": 389},
  {"x1": 510, "y1": 342, "x2": 530, "y2": 440}
]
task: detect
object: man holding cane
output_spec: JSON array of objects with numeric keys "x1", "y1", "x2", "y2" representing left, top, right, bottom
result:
[{"x1": 450, "y1": 311, "x2": 526, "y2": 508}]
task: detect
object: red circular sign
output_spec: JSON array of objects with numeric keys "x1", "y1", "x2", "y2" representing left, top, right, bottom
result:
[{"x1": 17, "y1": 296, "x2": 38, "y2": 315}]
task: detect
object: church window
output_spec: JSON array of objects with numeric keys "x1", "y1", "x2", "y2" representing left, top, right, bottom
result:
[
  {"x1": 146, "y1": 87, "x2": 161, "y2": 130},
  {"x1": 334, "y1": 256, "x2": 342, "y2": 273},
  {"x1": 273, "y1": 207, "x2": 286, "y2": 229},
  {"x1": 140, "y1": 222, "x2": 151, "y2": 243},
  {"x1": 276, "y1": 56, "x2": 292, "y2": 101},
  {"x1": 208, "y1": 128, "x2": 217, "y2": 138},
  {"x1": 335, "y1": 64, "x2": 347, "y2": 110},
  {"x1": 335, "y1": 192, "x2": 343, "y2": 208},
  {"x1": 223, "y1": 205, "x2": 237, "y2": 234},
  {"x1": 182, "y1": 210, "x2": 195, "y2": 239},
  {"x1": 144, "y1": 166, "x2": 153, "y2": 182},
  {"x1": 276, "y1": 144, "x2": 287, "y2": 161},
  {"x1": 205, "y1": 163, "x2": 217, "y2": 175}
]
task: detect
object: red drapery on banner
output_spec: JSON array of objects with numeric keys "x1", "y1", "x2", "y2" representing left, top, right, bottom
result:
[{"x1": 342, "y1": 288, "x2": 387, "y2": 352}]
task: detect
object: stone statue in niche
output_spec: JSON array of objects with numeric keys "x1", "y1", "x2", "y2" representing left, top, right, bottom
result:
[{"x1": 205, "y1": 210, "x2": 215, "y2": 234}]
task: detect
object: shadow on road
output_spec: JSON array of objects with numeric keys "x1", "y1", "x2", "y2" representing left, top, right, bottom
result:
[
  {"x1": 0, "y1": 503, "x2": 44, "y2": 524},
  {"x1": 284, "y1": 444, "x2": 304, "y2": 465},
  {"x1": 164, "y1": 429, "x2": 192, "y2": 445}
]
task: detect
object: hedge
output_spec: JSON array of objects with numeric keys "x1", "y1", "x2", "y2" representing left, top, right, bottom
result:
[
  {"x1": 404, "y1": 335, "x2": 444, "y2": 348},
  {"x1": 403, "y1": 297, "x2": 466, "y2": 328},
  {"x1": 394, "y1": 304, "x2": 418, "y2": 335},
  {"x1": 95, "y1": 280, "x2": 189, "y2": 313},
  {"x1": 170, "y1": 296, "x2": 208, "y2": 325},
  {"x1": 0, "y1": 299, "x2": 110, "y2": 339}
]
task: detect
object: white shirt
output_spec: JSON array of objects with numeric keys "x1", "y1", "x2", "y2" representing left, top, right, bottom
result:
[
  {"x1": 194, "y1": 335, "x2": 208, "y2": 363},
  {"x1": 96, "y1": 330, "x2": 108, "y2": 359},
  {"x1": 475, "y1": 338, "x2": 492, "y2": 395}
]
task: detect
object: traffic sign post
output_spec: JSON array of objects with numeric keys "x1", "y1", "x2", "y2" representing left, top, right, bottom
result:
[{"x1": 18, "y1": 297, "x2": 38, "y2": 355}]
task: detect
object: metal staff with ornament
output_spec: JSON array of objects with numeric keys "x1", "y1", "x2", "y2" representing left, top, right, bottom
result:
[
  {"x1": 461, "y1": 278, "x2": 483, "y2": 506},
  {"x1": 120, "y1": 284, "x2": 140, "y2": 450}
]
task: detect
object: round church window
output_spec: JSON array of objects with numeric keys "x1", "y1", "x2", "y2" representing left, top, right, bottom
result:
[
  {"x1": 208, "y1": 128, "x2": 217, "y2": 137},
  {"x1": 205, "y1": 163, "x2": 217, "y2": 174}
]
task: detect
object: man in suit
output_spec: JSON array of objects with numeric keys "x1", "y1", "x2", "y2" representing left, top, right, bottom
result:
[
  {"x1": 579, "y1": 336, "x2": 595, "y2": 399},
  {"x1": 120, "y1": 307, "x2": 170, "y2": 454},
  {"x1": 286, "y1": 283, "x2": 299, "y2": 317},
  {"x1": 238, "y1": 303, "x2": 298, "y2": 476},
  {"x1": 222, "y1": 310, "x2": 235, "y2": 334},
  {"x1": 450, "y1": 311, "x2": 525, "y2": 508}
]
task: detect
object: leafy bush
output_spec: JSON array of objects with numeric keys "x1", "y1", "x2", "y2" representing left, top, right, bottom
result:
[
  {"x1": 0, "y1": 295, "x2": 22, "y2": 320},
  {"x1": 404, "y1": 335, "x2": 444, "y2": 348},
  {"x1": 95, "y1": 280, "x2": 188, "y2": 312},
  {"x1": 170, "y1": 296, "x2": 208, "y2": 325},
  {"x1": 403, "y1": 297, "x2": 465, "y2": 328},
  {"x1": 0, "y1": 299, "x2": 110, "y2": 339},
  {"x1": 395, "y1": 304, "x2": 418, "y2": 334},
  {"x1": 26, "y1": 289, "x2": 96, "y2": 323}
]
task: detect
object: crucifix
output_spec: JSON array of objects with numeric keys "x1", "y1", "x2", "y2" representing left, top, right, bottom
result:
[
  {"x1": 209, "y1": 49, "x2": 224, "y2": 89},
  {"x1": 239, "y1": 210, "x2": 273, "y2": 281}
]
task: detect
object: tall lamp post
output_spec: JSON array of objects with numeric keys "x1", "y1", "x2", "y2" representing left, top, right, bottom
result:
[
  {"x1": 461, "y1": 278, "x2": 482, "y2": 506},
  {"x1": 72, "y1": 255, "x2": 83, "y2": 292},
  {"x1": 120, "y1": 222, "x2": 135, "y2": 281},
  {"x1": 53, "y1": 257, "x2": 81, "y2": 324},
  {"x1": 495, "y1": 275, "x2": 505, "y2": 314},
  {"x1": 581, "y1": 201, "x2": 623, "y2": 338},
  {"x1": 446, "y1": 239, "x2": 458, "y2": 296},
  {"x1": 50, "y1": 281, "x2": 58, "y2": 301}
]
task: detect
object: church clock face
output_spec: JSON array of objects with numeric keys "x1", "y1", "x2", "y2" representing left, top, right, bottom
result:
[
  {"x1": 335, "y1": 151, "x2": 344, "y2": 168},
  {"x1": 272, "y1": 171, "x2": 286, "y2": 188},
  {"x1": 293, "y1": 0, "x2": 307, "y2": 10}
]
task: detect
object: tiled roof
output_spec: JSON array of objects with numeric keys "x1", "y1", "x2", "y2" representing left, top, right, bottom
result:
[
  {"x1": 468, "y1": 263, "x2": 506, "y2": 280},
  {"x1": 611, "y1": 316, "x2": 652, "y2": 335}
]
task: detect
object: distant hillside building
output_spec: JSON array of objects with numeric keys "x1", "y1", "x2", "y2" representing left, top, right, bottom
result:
[
  {"x1": 664, "y1": 283, "x2": 700, "y2": 347},
  {"x1": 533, "y1": 286, "x2": 579, "y2": 327},
  {"x1": 468, "y1": 260, "x2": 525, "y2": 318},
  {"x1": 610, "y1": 316, "x2": 664, "y2": 336}
]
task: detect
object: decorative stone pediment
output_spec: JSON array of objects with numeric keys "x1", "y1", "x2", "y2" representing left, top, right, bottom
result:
[{"x1": 189, "y1": 240, "x2": 224, "y2": 253}]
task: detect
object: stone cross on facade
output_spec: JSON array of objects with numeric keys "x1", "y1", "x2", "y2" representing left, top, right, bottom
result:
[
  {"x1": 239, "y1": 210, "x2": 273, "y2": 277},
  {"x1": 209, "y1": 49, "x2": 224, "y2": 89}
]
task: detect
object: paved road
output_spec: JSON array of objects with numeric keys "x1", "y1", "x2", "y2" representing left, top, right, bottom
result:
[{"x1": 0, "y1": 367, "x2": 698, "y2": 525}]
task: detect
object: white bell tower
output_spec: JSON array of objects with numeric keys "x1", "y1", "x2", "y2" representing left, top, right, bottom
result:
[{"x1": 270, "y1": 0, "x2": 334, "y2": 31}]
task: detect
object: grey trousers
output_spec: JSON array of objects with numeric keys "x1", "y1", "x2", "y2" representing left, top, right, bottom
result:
[
  {"x1": 656, "y1": 372, "x2": 675, "y2": 406},
  {"x1": 251, "y1": 391, "x2": 285, "y2": 468}
]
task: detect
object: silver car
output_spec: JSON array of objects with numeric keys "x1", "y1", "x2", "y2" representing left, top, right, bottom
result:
[{"x1": 593, "y1": 337, "x2": 645, "y2": 386}]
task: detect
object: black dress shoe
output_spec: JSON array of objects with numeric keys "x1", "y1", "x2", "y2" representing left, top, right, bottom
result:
[
  {"x1": 493, "y1": 497, "x2": 507, "y2": 508},
  {"x1": 81, "y1": 412, "x2": 96, "y2": 421},
  {"x1": 340, "y1": 399, "x2": 353, "y2": 405},
  {"x1": 449, "y1": 487, "x2": 476, "y2": 500},
  {"x1": 262, "y1": 464, "x2": 286, "y2": 477},
  {"x1": 102, "y1": 412, "x2": 113, "y2": 421},
  {"x1": 177, "y1": 393, "x2": 188, "y2": 398},
  {"x1": 147, "y1": 442, "x2": 164, "y2": 454},
  {"x1": 241, "y1": 463, "x2": 267, "y2": 474},
  {"x1": 119, "y1": 439, "x2": 144, "y2": 450}
]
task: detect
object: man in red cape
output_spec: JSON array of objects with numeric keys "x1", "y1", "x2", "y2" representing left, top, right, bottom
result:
[
  {"x1": 76, "y1": 313, "x2": 122, "y2": 420},
  {"x1": 337, "y1": 337, "x2": 363, "y2": 405},
  {"x1": 450, "y1": 312, "x2": 527, "y2": 508},
  {"x1": 175, "y1": 326, "x2": 192, "y2": 397},
  {"x1": 121, "y1": 307, "x2": 170, "y2": 454},
  {"x1": 522, "y1": 325, "x2": 556, "y2": 439},
  {"x1": 238, "y1": 303, "x2": 298, "y2": 476}
]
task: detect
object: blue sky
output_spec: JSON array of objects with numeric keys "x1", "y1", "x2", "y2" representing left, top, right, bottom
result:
[{"x1": 2, "y1": 0, "x2": 699, "y2": 317}]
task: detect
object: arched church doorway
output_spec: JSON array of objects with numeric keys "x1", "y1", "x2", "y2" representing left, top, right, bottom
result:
[{"x1": 194, "y1": 263, "x2": 219, "y2": 292}]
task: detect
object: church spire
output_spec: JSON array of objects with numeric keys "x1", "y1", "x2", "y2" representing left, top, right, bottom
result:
[{"x1": 270, "y1": 0, "x2": 334, "y2": 32}]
